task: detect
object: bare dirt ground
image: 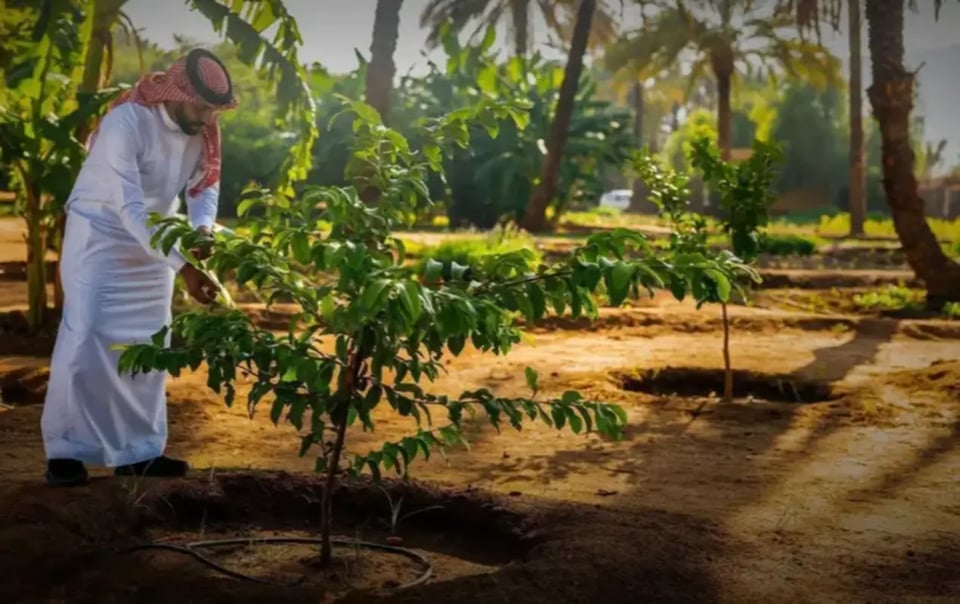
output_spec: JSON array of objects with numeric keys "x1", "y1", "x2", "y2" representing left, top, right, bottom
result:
[{"x1": 1, "y1": 218, "x2": 959, "y2": 602}]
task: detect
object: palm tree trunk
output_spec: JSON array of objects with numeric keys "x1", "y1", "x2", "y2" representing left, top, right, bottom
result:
[
  {"x1": 848, "y1": 0, "x2": 866, "y2": 236},
  {"x1": 715, "y1": 68, "x2": 732, "y2": 161},
  {"x1": 365, "y1": 0, "x2": 403, "y2": 125},
  {"x1": 510, "y1": 0, "x2": 530, "y2": 57},
  {"x1": 864, "y1": 0, "x2": 960, "y2": 307},
  {"x1": 628, "y1": 82, "x2": 648, "y2": 213},
  {"x1": 521, "y1": 0, "x2": 596, "y2": 232}
]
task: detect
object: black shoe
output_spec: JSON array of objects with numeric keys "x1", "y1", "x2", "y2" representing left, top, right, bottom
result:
[
  {"x1": 46, "y1": 458, "x2": 89, "y2": 487},
  {"x1": 114, "y1": 455, "x2": 189, "y2": 478}
]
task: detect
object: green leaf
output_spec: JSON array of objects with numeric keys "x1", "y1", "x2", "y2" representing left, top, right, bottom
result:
[
  {"x1": 236, "y1": 196, "x2": 261, "y2": 217},
  {"x1": 551, "y1": 405, "x2": 567, "y2": 430},
  {"x1": 606, "y1": 261, "x2": 635, "y2": 306},
  {"x1": 398, "y1": 280, "x2": 423, "y2": 322},
  {"x1": 526, "y1": 283, "x2": 546, "y2": 320},
  {"x1": 270, "y1": 398, "x2": 285, "y2": 425},
  {"x1": 296, "y1": 357, "x2": 317, "y2": 384},
  {"x1": 450, "y1": 261, "x2": 470, "y2": 281},
  {"x1": 525, "y1": 366, "x2": 539, "y2": 394},
  {"x1": 707, "y1": 268, "x2": 732, "y2": 302},
  {"x1": 362, "y1": 279, "x2": 391, "y2": 311},
  {"x1": 566, "y1": 407, "x2": 583, "y2": 434},
  {"x1": 299, "y1": 434, "x2": 314, "y2": 457},
  {"x1": 292, "y1": 231, "x2": 311, "y2": 264},
  {"x1": 424, "y1": 258, "x2": 444, "y2": 282},
  {"x1": 237, "y1": 262, "x2": 258, "y2": 285}
]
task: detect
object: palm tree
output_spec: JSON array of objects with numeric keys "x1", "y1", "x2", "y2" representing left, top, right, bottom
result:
[
  {"x1": 597, "y1": 63, "x2": 713, "y2": 212},
  {"x1": 365, "y1": 0, "x2": 403, "y2": 124},
  {"x1": 604, "y1": 0, "x2": 841, "y2": 160},
  {"x1": 847, "y1": 0, "x2": 865, "y2": 236},
  {"x1": 521, "y1": 0, "x2": 597, "y2": 232},
  {"x1": 782, "y1": 0, "x2": 960, "y2": 306},
  {"x1": 419, "y1": 0, "x2": 620, "y2": 58}
]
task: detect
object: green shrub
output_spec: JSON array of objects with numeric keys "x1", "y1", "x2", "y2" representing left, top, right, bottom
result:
[
  {"x1": 413, "y1": 229, "x2": 542, "y2": 274},
  {"x1": 758, "y1": 232, "x2": 818, "y2": 256}
]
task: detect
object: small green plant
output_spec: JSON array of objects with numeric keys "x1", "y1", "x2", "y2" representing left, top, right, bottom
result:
[
  {"x1": 758, "y1": 233, "x2": 817, "y2": 256},
  {"x1": 631, "y1": 146, "x2": 763, "y2": 403},
  {"x1": 378, "y1": 486, "x2": 444, "y2": 538},
  {"x1": 632, "y1": 137, "x2": 783, "y2": 402},
  {"x1": 852, "y1": 284, "x2": 925, "y2": 312},
  {"x1": 116, "y1": 96, "x2": 740, "y2": 570},
  {"x1": 412, "y1": 227, "x2": 541, "y2": 275},
  {"x1": 689, "y1": 137, "x2": 783, "y2": 402}
]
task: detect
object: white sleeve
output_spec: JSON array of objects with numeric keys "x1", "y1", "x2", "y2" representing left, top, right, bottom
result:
[
  {"x1": 185, "y1": 178, "x2": 219, "y2": 230},
  {"x1": 97, "y1": 104, "x2": 187, "y2": 272}
]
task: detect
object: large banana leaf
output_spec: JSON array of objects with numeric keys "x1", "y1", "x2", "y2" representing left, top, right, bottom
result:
[{"x1": 185, "y1": 0, "x2": 317, "y2": 194}]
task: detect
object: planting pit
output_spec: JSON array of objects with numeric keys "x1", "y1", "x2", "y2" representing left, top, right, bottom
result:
[
  {"x1": 110, "y1": 472, "x2": 525, "y2": 600},
  {"x1": 614, "y1": 366, "x2": 840, "y2": 403}
]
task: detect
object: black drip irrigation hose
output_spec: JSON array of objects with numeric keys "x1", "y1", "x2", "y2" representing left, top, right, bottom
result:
[{"x1": 120, "y1": 536, "x2": 433, "y2": 589}]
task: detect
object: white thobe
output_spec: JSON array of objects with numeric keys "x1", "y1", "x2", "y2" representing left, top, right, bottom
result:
[{"x1": 41, "y1": 102, "x2": 219, "y2": 467}]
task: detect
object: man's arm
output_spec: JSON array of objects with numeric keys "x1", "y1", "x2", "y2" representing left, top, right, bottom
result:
[
  {"x1": 185, "y1": 173, "x2": 219, "y2": 232},
  {"x1": 97, "y1": 104, "x2": 187, "y2": 272}
]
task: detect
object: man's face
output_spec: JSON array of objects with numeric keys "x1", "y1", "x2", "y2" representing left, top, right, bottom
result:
[{"x1": 169, "y1": 100, "x2": 217, "y2": 135}]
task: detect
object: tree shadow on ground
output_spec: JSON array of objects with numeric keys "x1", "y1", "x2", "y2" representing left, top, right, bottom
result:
[
  {"x1": 440, "y1": 320, "x2": 960, "y2": 599},
  {"x1": 787, "y1": 317, "x2": 900, "y2": 383}
]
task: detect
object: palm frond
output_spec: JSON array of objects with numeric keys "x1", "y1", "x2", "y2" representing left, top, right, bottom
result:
[
  {"x1": 186, "y1": 0, "x2": 317, "y2": 193},
  {"x1": 602, "y1": 6, "x2": 697, "y2": 74},
  {"x1": 420, "y1": 0, "x2": 499, "y2": 49},
  {"x1": 115, "y1": 10, "x2": 145, "y2": 76}
]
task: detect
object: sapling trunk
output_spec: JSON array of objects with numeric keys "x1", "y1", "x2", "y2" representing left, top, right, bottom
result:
[
  {"x1": 320, "y1": 415, "x2": 348, "y2": 567},
  {"x1": 319, "y1": 346, "x2": 365, "y2": 568},
  {"x1": 721, "y1": 302, "x2": 732, "y2": 403}
]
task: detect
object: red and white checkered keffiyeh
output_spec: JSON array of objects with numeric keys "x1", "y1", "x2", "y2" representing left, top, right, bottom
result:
[{"x1": 89, "y1": 51, "x2": 238, "y2": 197}]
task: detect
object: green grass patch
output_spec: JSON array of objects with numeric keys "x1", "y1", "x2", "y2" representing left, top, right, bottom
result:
[{"x1": 852, "y1": 284, "x2": 960, "y2": 318}]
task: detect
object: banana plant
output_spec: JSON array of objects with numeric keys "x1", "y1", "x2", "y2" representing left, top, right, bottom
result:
[
  {"x1": 396, "y1": 25, "x2": 633, "y2": 229},
  {"x1": 0, "y1": 0, "x2": 100, "y2": 332}
]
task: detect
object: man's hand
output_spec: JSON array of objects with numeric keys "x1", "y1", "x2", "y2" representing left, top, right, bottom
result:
[
  {"x1": 179, "y1": 263, "x2": 220, "y2": 305},
  {"x1": 190, "y1": 226, "x2": 214, "y2": 262}
]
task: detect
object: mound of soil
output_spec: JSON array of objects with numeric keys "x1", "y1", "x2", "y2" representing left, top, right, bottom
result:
[
  {"x1": 614, "y1": 366, "x2": 840, "y2": 404},
  {"x1": 884, "y1": 359, "x2": 960, "y2": 396},
  {"x1": 0, "y1": 363, "x2": 48, "y2": 406},
  {"x1": 0, "y1": 310, "x2": 58, "y2": 357}
]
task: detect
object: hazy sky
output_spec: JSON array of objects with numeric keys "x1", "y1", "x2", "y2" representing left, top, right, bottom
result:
[{"x1": 124, "y1": 0, "x2": 959, "y2": 74}]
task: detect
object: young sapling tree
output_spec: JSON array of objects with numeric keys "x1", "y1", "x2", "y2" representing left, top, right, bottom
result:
[
  {"x1": 631, "y1": 143, "x2": 765, "y2": 403},
  {"x1": 116, "y1": 96, "x2": 681, "y2": 568},
  {"x1": 688, "y1": 136, "x2": 783, "y2": 400}
]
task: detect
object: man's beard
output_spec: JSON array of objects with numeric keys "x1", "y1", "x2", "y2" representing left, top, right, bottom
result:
[{"x1": 173, "y1": 106, "x2": 204, "y2": 135}]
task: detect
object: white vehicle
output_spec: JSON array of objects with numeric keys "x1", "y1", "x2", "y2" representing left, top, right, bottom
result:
[{"x1": 599, "y1": 189, "x2": 632, "y2": 211}]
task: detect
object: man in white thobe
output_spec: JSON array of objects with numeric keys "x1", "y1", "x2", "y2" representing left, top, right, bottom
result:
[{"x1": 42, "y1": 48, "x2": 236, "y2": 486}]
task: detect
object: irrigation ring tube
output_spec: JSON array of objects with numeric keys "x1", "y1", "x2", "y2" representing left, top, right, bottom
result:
[{"x1": 120, "y1": 536, "x2": 434, "y2": 589}]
